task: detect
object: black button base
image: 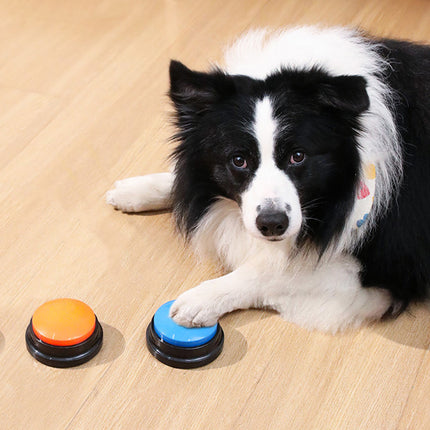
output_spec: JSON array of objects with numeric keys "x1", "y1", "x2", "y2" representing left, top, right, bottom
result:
[
  {"x1": 25, "y1": 318, "x2": 103, "y2": 368},
  {"x1": 146, "y1": 318, "x2": 224, "y2": 369}
]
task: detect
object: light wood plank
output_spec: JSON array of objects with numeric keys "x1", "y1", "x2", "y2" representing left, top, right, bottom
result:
[{"x1": 0, "y1": 1, "x2": 429, "y2": 429}]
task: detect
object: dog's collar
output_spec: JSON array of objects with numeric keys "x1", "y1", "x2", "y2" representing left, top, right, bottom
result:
[{"x1": 353, "y1": 163, "x2": 376, "y2": 229}]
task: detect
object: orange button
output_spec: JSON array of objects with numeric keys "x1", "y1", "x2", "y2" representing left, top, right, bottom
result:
[{"x1": 32, "y1": 299, "x2": 96, "y2": 346}]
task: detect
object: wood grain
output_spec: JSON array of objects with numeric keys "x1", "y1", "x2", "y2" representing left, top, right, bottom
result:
[{"x1": 0, "y1": 1, "x2": 429, "y2": 429}]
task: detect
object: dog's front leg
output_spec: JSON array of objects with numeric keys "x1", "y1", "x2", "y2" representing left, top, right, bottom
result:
[
  {"x1": 170, "y1": 255, "x2": 393, "y2": 332},
  {"x1": 106, "y1": 173, "x2": 174, "y2": 212},
  {"x1": 170, "y1": 265, "x2": 263, "y2": 327}
]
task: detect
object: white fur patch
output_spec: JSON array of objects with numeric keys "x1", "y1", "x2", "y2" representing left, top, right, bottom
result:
[
  {"x1": 253, "y1": 97, "x2": 277, "y2": 161},
  {"x1": 241, "y1": 97, "x2": 302, "y2": 239}
]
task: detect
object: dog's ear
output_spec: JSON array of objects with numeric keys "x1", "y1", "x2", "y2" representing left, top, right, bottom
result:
[
  {"x1": 317, "y1": 75, "x2": 370, "y2": 114},
  {"x1": 169, "y1": 60, "x2": 235, "y2": 115}
]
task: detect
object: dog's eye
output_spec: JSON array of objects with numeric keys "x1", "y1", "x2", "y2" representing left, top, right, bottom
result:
[
  {"x1": 232, "y1": 156, "x2": 248, "y2": 169},
  {"x1": 289, "y1": 152, "x2": 305, "y2": 165}
]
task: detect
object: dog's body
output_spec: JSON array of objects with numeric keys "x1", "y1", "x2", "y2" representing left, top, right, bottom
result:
[{"x1": 107, "y1": 26, "x2": 430, "y2": 333}]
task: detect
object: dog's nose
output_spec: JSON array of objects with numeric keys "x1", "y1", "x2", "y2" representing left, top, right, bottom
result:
[{"x1": 256, "y1": 211, "x2": 289, "y2": 237}]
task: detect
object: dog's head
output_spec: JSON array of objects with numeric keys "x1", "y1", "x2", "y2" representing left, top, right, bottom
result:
[{"x1": 169, "y1": 60, "x2": 369, "y2": 250}]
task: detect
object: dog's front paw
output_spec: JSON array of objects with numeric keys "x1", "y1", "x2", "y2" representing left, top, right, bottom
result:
[
  {"x1": 170, "y1": 285, "x2": 222, "y2": 328},
  {"x1": 106, "y1": 177, "x2": 148, "y2": 212},
  {"x1": 106, "y1": 174, "x2": 173, "y2": 213}
]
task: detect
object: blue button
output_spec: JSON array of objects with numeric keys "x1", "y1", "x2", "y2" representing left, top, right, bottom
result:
[{"x1": 153, "y1": 300, "x2": 218, "y2": 347}]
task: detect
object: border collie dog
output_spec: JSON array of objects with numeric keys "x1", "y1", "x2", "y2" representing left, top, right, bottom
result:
[{"x1": 107, "y1": 26, "x2": 430, "y2": 332}]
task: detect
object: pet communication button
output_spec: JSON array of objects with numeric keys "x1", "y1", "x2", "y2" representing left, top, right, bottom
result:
[
  {"x1": 26, "y1": 298, "x2": 103, "y2": 368},
  {"x1": 146, "y1": 300, "x2": 224, "y2": 368}
]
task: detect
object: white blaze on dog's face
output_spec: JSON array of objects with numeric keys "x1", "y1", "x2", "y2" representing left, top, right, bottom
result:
[{"x1": 241, "y1": 97, "x2": 302, "y2": 241}]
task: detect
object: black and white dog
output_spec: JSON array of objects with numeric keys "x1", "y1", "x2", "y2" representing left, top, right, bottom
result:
[{"x1": 107, "y1": 26, "x2": 430, "y2": 333}]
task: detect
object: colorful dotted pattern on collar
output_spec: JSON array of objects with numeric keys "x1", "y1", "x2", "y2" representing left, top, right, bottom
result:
[{"x1": 354, "y1": 163, "x2": 376, "y2": 229}]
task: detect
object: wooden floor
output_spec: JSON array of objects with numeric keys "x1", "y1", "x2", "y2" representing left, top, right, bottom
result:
[{"x1": 1, "y1": 0, "x2": 430, "y2": 428}]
